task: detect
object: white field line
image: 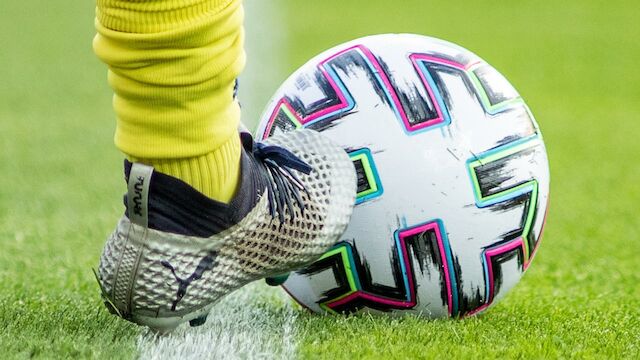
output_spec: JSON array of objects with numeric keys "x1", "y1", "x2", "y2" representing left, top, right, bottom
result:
[
  {"x1": 137, "y1": 283, "x2": 299, "y2": 360},
  {"x1": 136, "y1": 2, "x2": 298, "y2": 359}
]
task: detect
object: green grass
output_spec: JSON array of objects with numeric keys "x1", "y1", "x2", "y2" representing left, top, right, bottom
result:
[
  {"x1": 1, "y1": 0, "x2": 639, "y2": 358},
  {"x1": 0, "y1": 1, "x2": 138, "y2": 357}
]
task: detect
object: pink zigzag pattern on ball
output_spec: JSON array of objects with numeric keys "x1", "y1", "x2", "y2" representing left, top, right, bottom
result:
[
  {"x1": 263, "y1": 44, "x2": 451, "y2": 137},
  {"x1": 323, "y1": 220, "x2": 457, "y2": 316},
  {"x1": 466, "y1": 206, "x2": 548, "y2": 317}
]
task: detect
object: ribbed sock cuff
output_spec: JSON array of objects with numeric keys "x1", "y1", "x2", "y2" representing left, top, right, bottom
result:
[
  {"x1": 96, "y1": 0, "x2": 235, "y2": 34},
  {"x1": 131, "y1": 133, "x2": 242, "y2": 203}
]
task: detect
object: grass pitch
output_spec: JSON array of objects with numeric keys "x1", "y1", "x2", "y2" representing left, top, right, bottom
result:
[{"x1": 1, "y1": 0, "x2": 639, "y2": 358}]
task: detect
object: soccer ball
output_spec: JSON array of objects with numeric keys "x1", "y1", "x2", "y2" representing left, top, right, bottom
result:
[{"x1": 256, "y1": 34, "x2": 550, "y2": 317}]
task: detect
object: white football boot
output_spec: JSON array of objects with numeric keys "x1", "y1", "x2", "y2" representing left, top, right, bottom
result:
[{"x1": 96, "y1": 129, "x2": 356, "y2": 332}]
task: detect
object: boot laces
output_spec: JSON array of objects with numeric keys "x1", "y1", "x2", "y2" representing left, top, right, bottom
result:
[{"x1": 252, "y1": 139, "x2": 313, "y2": 224}]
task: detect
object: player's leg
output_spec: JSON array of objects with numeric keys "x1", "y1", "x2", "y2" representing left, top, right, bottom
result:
[
  {"x1": 93, "y1": 0, "x2": 356, "y2": 332},
  {"x1": 94, "y1": 0, "x2": 244, "y2": 203}
]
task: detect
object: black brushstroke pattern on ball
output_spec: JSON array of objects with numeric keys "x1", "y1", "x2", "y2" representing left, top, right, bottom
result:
[
  {"x1": 300, "y1": 226, "x2": 457, "y2": 314},
  {"x1": 377, "y1": 56, "x2": 439, "y2": 125},
  {"x1": 488, "y1": 195, "x2": 528, "y2": 213},
  {"x1": 353, "y1": 158, "x2": 372, "y2": 194},
  {"x1": 307, "y1": 115, "x2": 353, "y2": 133},
  {"x1": 404, "y1": 228, "x2": 450, "y2": 310},
  {"x1": 425, "y1": 64, "x2": 480, "y2": 114},
  {"x1": 453, "y1": 255, "x2": 484, "y2": 315},
  {"x1": 496, "y1": 135, "x2": 524, "y2": 147},
  {"x1": 268, "y1": 108, "x2": 299, "y2": 137},
  {"x1": 328, "y1": 50, "x2": 391, "y2": 109},
  {"x1": 524, "y1": 198, "x2": 540, "y2": 254},
  {"x1": 299, "y1": 250, "x2": 353, "y2": 302},
  {"x1": 300, "y1": 241, "x2": 410, "y2": 314},
  {"x1": 362, "y1": 242, "x2": 407, "y2": 301},
  {"x1": 490, "y1": 247, "x2": 525, "y2": 303},
  {"x1": 473, "y1": 64, "x2": 520, "y2": 106},
  {"x1": 287, "y1": 69, "x2": 341, "y2": 118},
  {"x1": 475, "y1": 147, "x2": 537, "y2": 198},
  {"x1": 418, "y1": 48, "x2": 476, "y2": 68}
]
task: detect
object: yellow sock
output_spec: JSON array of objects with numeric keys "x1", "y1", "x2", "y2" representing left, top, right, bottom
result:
[
  {"x1": 93, "y1": 0, "x2": 245, "y2": 203},
  {"x1": 130, "y1": 134, "x2": 241, "y2": 203}
]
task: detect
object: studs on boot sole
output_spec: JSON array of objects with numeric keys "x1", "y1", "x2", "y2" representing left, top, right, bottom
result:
[{"x1": 189, "y1": 314, "x2": 208, "y2": 327}]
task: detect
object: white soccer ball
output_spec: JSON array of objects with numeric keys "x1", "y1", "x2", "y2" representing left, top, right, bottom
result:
[{"x1": 256, "y1": 34, "x2": 550, "y2": 317}]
